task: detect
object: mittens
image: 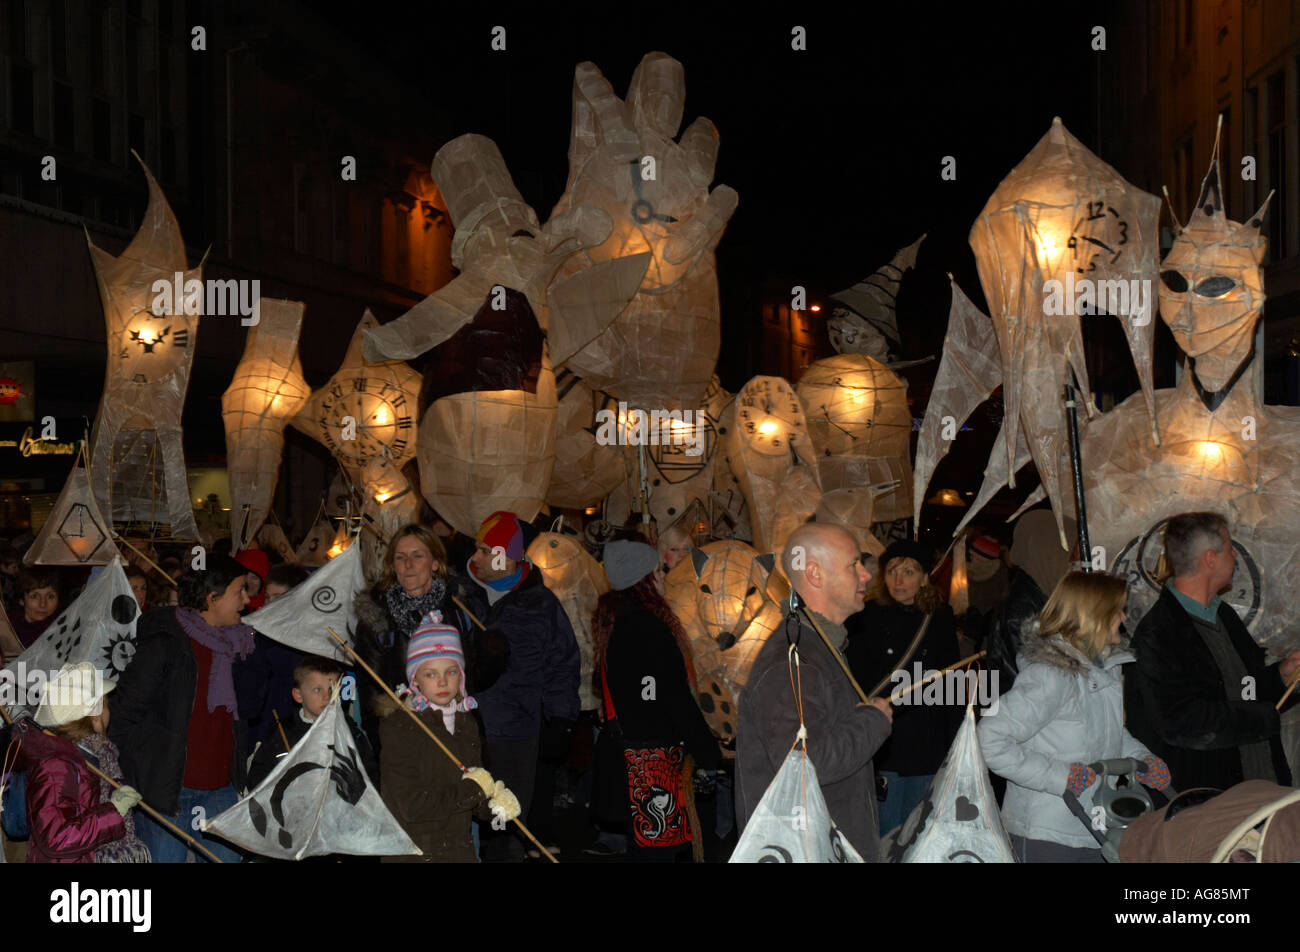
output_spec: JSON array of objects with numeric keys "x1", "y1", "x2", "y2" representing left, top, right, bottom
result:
[
  {"x1": 461, "y1": 766, "x2": 495, "y2": 797},
  {"x1": 1141, "y1": 754, "x2": 1171, "y2": 790},
  {"x1": 1065, "y1": 762, "x2": 1097, "y2": 797},
  {"x1": 110, "y1": 785, "x2": 142, "y2": 817},
  {"x1": 489, "y1": 781, "x2": 521, "y2": 822}
]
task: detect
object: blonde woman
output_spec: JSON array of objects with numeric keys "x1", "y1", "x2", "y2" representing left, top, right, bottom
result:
[{"x1": 977, "y1": 571, "x2": 1170, "y2": 862}]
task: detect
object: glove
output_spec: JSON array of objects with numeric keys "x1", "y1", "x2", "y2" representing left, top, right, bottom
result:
[
  {"x1": 539, "y1": 718, "x2": 575, "y2": 762},
  {"x1": 488, "y1": 781, "x2": 521, "y2": 822},
  {"x1": 1141, "y1": 754, "x2": 1171, "y2": 790},
  {"x1": 461, "y1": 767, "x2": 495, "y2": 798},
  {"x1": 1065, "y1": 762, "x2": 1097, "y2": 797},
  {"x1": 110, "y1": 785, "x2": 142, "y2": 817}
]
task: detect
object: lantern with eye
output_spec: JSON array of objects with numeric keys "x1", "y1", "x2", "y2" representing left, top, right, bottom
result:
[{"x1": 664, "y1": 540, "x2": 781, "y2": 742}]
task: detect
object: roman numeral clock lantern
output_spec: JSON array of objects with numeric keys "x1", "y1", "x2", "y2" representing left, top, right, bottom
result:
[
  {"x1": 289, "y1": 310, "x2": 422, "y2": 534},
  {"x1": 86, "y1": 155, "x2": 202, "y2": 541}
]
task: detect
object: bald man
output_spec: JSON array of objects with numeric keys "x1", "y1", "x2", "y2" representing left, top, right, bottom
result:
[{"x1": 736, "y1": 523, "x2": 894, "y2": 860}]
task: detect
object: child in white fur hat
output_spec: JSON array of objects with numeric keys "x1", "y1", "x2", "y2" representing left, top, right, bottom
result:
[
  {"x1": 14, "y1": 662, "x2": 149, "y2": 862},
  {"x1": 379, "y1": 611, "x2": 521, "y2": 862}
]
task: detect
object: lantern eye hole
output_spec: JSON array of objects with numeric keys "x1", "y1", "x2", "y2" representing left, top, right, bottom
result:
[
  {"x1": 1160, "y1": 270, "x2": 1189, "y2": 293},
  {"x1": 745, "y1": 585, "x2": 757, "y2": 597},
  {"x1": 511, "y1": 229, "x2": 535, "y2": 239},
  {"x1": 1193, "y1": 276, "x2": 1237, "y2": 298},
  {"x1": 699, "y1": 583, "x2": 713, "y2": 594}
]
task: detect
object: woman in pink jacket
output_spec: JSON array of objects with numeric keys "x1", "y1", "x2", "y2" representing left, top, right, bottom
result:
[{"x1": 17, "y1": 662, "x2": 146, "y2": 863}]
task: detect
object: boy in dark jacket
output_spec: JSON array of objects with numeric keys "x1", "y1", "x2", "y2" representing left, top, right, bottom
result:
[{"x1": 246, "y1": 655, "x2": 378, "y2": 791}]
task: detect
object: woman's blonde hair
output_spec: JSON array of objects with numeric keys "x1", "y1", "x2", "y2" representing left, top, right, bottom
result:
[
  {"x1": 49, "y1": 716, "x2": 97, "y2": 742},
  {"x1": 379, "y1": 524, "x2": 449, "y2": 591},
  {"x1": 1038, "y1": 571, "x2": 1128, "y2": 660},
  {"x1": 869, "y1": 556, "x2": 941, "y2": 614}
]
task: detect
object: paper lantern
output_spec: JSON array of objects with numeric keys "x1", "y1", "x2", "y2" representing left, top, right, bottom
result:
[
  {"x1": 86, "y1": 153, "x2": 201, "y2": 540},
  {"x1": 664, "y1": 540, "x2": 780, "y2": 742},
  {"x1": 24, "y1": 461, "x2": 121, "y2": 565},
  {"x1": 814, "y1": 487, "x2": 887, "y2": 557},
  {"x1": 358, "y1": 457, "x2": 420, "y2": 583},
  {"x1": 256, "y1": 523, "x2": 298, "y2": 565},
  {"x1": 797, "y1": 354, "x2": 913, "y2": 520},
  {"x1": 528, "y1": 531, "x2": 609, "y2": 711},
  {"x1": 547, "y1": 370, "x2": 629, "y2": 510},
  {"x1": 326, "y1": 522, "x2": 354, "y2": 560},
  {"x1": 726, "y1": 376, "x2": 820, "y2": 553},
  {"x1": 222, "y1": 299, "x2": 311, "y2": 550},
  {"x1": 296, "y1": 519, "x2": 336, "y2": 567},
  {"x1": 290, "y1": 310, "x2": 421, "y2": 484},
  {"x1": 967, "y1": 117, "x2": 1162, "y2": 543},
  {"x1": 1077, "y1": 128, "x2": 1297, "y2": 651},
  {"x1": 549, "y1": 52, "x2": 739, "y2": 407}
]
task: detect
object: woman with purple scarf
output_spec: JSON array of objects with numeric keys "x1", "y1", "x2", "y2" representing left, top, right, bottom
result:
[{"x1": 107, "y1": 556, "x2": 258, "y2": 863}]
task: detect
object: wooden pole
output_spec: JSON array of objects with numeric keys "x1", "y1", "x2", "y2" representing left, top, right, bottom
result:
[
  {"x1": 326, "y1": 627, "x2": 558, "y2": 864},
  {"x1": 1277, "y1": 666, "x2": 1300, "y2": 711},
  {"x1": 887, "y1": 651, "x2": 988, "y2": 704},
  {"x1": 112, "y1": 534, "x2": 178, "y2": 589},
  {"x1": 0, "y1": 703, "x2": 223, "y2": 863},
  {"x1": 272, "y1": 709, "x2": 292, "y2": 752}
]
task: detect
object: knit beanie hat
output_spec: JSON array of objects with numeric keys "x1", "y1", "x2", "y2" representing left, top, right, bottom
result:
[
  {"x1": 404, "y1": 611, "x2": 476, "y2": 713},
  {"x1": 476, "y1": 510, "x2": 526, "y2": 564},
  {"x1": 880, "y1": 539, "x2": 935, "y2": 574},
  {"x1": 603, "y1": 540, "x2": 660, "y2": 591}
]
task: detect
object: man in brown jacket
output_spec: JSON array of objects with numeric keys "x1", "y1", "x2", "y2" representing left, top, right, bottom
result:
[{"x1": 736, "y1": 523, "x2": 894, "y2": 861}]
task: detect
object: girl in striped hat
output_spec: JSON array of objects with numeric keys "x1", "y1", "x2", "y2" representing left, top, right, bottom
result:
[{"x1": 378, "y1": 611, "x2": 520, "y2": 862}]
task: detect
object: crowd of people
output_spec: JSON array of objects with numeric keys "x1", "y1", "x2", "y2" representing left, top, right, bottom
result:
[{"x1": 3, "y1": 506, "x2": 1296, "y2": 864}]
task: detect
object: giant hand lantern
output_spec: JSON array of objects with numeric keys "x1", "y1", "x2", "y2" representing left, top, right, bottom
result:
[
  {"x1": 222, "y1": 299, "x2": 311, "y2": 550},
  {"x1": 797, "y1": 354, "x2": 913, "y2": 521},
  {"x1": 87, "y1": 154, "x2": 201, "y2": 540},
  {"x1": 291, "y1": 310, "x2": 421, "y2": 485},
  {"x1": 549, "y1": 52, "x2": 739, "y2": 408}
]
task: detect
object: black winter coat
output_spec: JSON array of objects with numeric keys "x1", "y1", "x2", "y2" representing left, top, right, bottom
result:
[
  {"x1": 245, "y1": 707, "x2": 379, "y2": 792},
  {"x1": 737, "y1": 610, "x2": 892, "y2": 862},
  {"x1": 1124, "y1": 586, "x2": 1292, "y2": 792},
  {"x1": 603, "y1": 596, "x2": 720, "y2": 769},
  {"x1": 456, "y1": 564, "x2": 580, "y2": 742},
  {"x1": 984, "y1": 568, "x2": 1047, "y2": 691},
  {"x1": 107, "y1": 607, "x2": 256, "y2": 815},
  {"x1": 844, "y1": 602, "x2": 962, "y2": 775}
]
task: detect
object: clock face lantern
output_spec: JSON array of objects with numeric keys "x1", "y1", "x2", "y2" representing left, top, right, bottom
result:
[
  {"x1": 87, "y1": 154, "x2": 201, "y2": 541},
  {"x1": 24, "y1": 462, "x2": 122, "y2": 566},
  {"x1": 969, "y1": 117, "x2": 1162, "y2": 530},
  {"x1": 796, "y1": 354, "x2": 914, "y2": 521},
  {"x1": 222, "y1": 299, "x2": 311, "y2": 551},
  {"x1": 291, "y1": 310, "x2": 421, "y2": 484},
  {"x1": 726, "y1": 375, "x2": 820, "y2": 553}
]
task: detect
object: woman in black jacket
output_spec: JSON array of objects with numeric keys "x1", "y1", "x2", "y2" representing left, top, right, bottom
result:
[
  {"x1": 844, "y1": 540, "x2": 961, "y2": 836},
  {"x1": 594, "y1": 540, "x2": 721, "y2": 862}
]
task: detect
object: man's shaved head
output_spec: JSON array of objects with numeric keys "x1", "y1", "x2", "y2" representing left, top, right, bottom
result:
[{"x1": 783, "y1": 522, "x2": 870, "y2": 624}]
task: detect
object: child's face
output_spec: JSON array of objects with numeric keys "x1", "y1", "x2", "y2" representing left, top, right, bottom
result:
[
  {"x1": 264, "y1": 582, "x2": 290, "y2": 603},
  {"x1": 129, "y1": 576, "x2": 148, "y2": 608},
  {"x1": 415, "y1": 659, "x2": 461, "y2": 708},
  {"x1": 292, "y1": 671, "x2": 338, "y2": 718},
  {"x1": 0, "y1": 559, "x2": 18, "y2": 576}
]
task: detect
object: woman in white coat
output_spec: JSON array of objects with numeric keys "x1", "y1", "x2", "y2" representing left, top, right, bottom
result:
[{"x1": 978, "y1": 571, "x2": 1170, "y2": 862}]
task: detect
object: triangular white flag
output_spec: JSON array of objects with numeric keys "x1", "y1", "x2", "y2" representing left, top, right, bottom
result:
[
  {"x1": 3, "y1": 561, "x2": 141, "y2": 714},
  {"x1": 201, "y1": 691, "x2": 419, "y2": 859},
  {"x1": 730, "y1": 743, "x2": 864, "y2": 863},
  {"x1": 889, "y1": 705, "x2": 1016, "y2": 863},
  {"x1": 242, "y1": 543, "x2": 362, "y2": 659},
  {"x1": 24, "y1": 465, "x2": 122, "y2": 566}
]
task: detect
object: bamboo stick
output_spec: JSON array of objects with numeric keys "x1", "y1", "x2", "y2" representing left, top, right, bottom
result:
[
  {"x1": 272, "y1": 709, "x2": 292, "y2": 752},
  {"x1": 0, "y1": 703, "x2": 223, "y2": 863},
  {"x1": 326, "y1": 627, "x2": 558, "y2": 864},
  {"x1": 112, "y1": 534, "x2": 179, "y2": 589},
  {"x1": 1277, "y1": 665, "x2": 1300, "y2": 711},
  {"x1": 887, "y1": 651, "x2": 988, "y2": 704}
]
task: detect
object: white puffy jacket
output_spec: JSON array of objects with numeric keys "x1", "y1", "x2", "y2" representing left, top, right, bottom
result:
[{"x1": 977, "y1": 627, "x2": 1152, "y2": 849}]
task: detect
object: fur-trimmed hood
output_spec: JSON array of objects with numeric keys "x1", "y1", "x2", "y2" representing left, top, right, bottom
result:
[
  {"x1": 1016, "y1": 618, "x2": 1134, "y2": 674},
  {"x1": 354, "y1": 587, "x2": 390, "y2": 636}
]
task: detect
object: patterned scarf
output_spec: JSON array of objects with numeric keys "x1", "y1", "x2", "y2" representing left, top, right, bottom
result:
[
  {"x1": 384, "y1": 578, "x2": 448, "y2": 641},
  {"x1": 175, "y1": 607, "x2": 256, "y2": 716}
]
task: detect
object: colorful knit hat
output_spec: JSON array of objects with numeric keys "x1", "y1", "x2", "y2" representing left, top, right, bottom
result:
[
  {"x1": 404, "y1": 611, "x2": 476, "y2": 714},
  {"x1": 476, "y1": 510, "x2": 526, "y2": 564}
]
